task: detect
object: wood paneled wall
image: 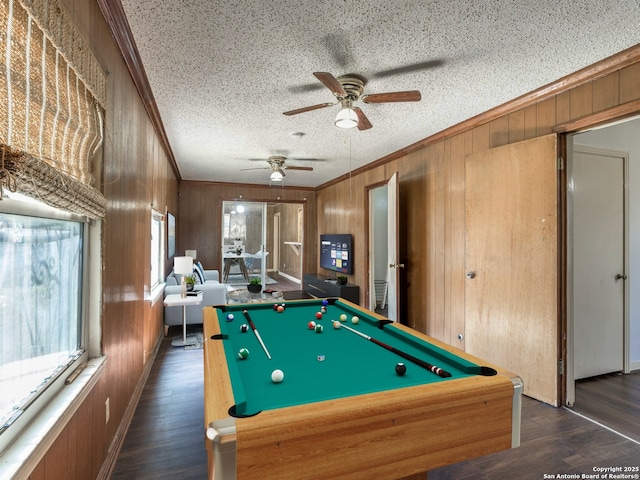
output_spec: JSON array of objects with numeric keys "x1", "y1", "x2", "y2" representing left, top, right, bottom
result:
[
  {"x1": 178, "y1": 182, "x2": 317, "y2": 278},
  {"x1": 316, "y1": 46, "x2": 640, "y2": 351},
  {"x1": 27, "y1": 1, "x2": 179, "y2": 478}
]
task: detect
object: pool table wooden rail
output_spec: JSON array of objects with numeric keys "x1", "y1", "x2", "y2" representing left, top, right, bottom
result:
[{"x1": 203, "y1": 300, "x2": 521, "y2": 480}]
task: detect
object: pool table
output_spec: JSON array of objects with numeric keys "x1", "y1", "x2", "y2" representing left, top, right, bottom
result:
[{"x1": 203, "y1": 298, "x2": 522, "y2": 480}]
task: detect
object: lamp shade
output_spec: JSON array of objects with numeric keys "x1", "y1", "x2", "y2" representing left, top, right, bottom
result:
[
  {"x1": 335, "y1": 107, "x2": 358, "y2": 129},
  {"x1": 174, "y1": 256, "x2": 193, "y2": 275},
  {"x1": 270, "y1": 171, "x2": 284, "y2": 182}
]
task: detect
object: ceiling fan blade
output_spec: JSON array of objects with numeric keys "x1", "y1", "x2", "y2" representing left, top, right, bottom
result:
[
  {"x1": 371, "y1": 59, "x2": 444, "y2": 79},
  {"x1": 240, "y1": 167, "x2": 269, "y2": 171},
  {"x1": 353, "y1": 107, "x2": 372, "y2": 131},
  {"x1": 283, "y1": 102, "x2": 334, "y2": 116},
  {"x1": 361, "y1": 90, "x2": 421, "y2": 103},
  {"x1": 284, "y1": 166, "x2": 314, "y2": 171},
  {"x1": 313, "y1": 72, "x2": 347, "y2": 97}
]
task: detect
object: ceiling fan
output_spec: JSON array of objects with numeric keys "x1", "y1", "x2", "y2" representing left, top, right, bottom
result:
[
  {"x1": 241, "y1": 156, "x2": 314, "y2": 183},
  {"x1": 283, "y1": 72, "x2": 421, "y2": 130}
]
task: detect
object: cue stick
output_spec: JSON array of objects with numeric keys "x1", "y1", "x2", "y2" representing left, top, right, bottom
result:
[
  {"x1": 242, "y1": 309, "x2": 272, "y2": 360},
  {"x1": 339, "y1": 323, "x2": 451, "y2": 378}
]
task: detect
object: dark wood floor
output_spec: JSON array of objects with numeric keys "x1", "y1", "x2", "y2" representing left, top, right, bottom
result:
[
  {"x1": 110, "y1": 324, "x2": 208, "y2": 480},
  {"x1": 264, "y1": 272, "x2": 303, "y2": 293},
  {"x1": 111, "y1": 329, "x2": 640, "y2": 480},
  {"x1": 572, "y1": 371, "x2": 640, "y2": 443}
]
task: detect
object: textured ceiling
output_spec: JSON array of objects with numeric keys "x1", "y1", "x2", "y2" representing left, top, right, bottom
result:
[{"x1": 117, "y1": 0, "x2": 640, "y2": 187}]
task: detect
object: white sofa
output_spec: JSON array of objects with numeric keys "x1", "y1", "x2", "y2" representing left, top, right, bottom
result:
[{"x1": 163, "y1": 268, "x2": 227, "y2": 332}]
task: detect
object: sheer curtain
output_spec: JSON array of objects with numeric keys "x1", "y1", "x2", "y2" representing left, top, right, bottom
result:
[{"x1": 0, "y1": 212, "x2": 82, "y2": 426}]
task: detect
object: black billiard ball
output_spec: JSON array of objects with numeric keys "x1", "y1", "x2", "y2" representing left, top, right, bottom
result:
[{"x1": 395, "y1": 363, "x2": 407, "y2": 376}]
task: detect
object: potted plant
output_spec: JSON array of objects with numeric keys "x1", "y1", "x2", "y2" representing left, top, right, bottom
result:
[
  {"x1": 337, "y1": 275, "x2": 348, "y2": 285},
  {"x1": 185, "y1": 274, "x2": 196, "y2": 291},
  {"x1": 247, "y1": 277, "x2": 262, "y2": 293}
]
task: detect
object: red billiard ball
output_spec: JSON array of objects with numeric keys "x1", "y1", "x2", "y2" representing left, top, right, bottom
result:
[
  {"x1": 273, "y1": 304, "x2": 279, "y2": 311},
  {"x1": 315, "y1": 311, "x2": 323, "y2": 319},
  {"x1": 308, "y1": 321, "x2": 316, "y2": 330}
]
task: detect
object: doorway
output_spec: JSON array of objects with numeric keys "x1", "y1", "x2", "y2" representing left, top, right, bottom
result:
[
  {"x1": 221, "y1": 201, "x2": 268, "y2": 286},
  {"x1": 566, "y1": 119, "x2": 637, "y2": 409},
  {"x1": 221, "y1": 200, "x2": 305, "y2": 291},
  {"x1": 368, "y1": 172, "x2": 400, "y2": 321},
  {"x1": 369, "y1": 185, "x2": 388, "y2": 316}
]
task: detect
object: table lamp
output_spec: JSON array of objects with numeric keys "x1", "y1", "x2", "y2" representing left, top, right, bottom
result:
[{"x1": 174, "y1": 255, "x2": 193, "y2": 297}]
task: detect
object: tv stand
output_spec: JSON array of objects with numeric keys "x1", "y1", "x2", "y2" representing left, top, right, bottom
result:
[{"x1": 303, "y1": 274, "x2": 359, "y2": 304}]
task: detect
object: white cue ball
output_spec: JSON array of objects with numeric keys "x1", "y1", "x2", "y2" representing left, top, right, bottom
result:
[
  {"x1": 351, "y1": 315, "x2": 360, "y2": 324},
  {"x1": 271, "y1": 369, "x2": 285, "y2": 383}
]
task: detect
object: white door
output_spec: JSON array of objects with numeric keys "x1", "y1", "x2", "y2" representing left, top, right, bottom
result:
[
  {"x1": 387, "y1": 172, "x2": 400, "y2": 321},
  {"x1": 273, "y1": 213, "x2": 280, "y2": 273},
  {"x1": 572, "y1": 146, "x2": 626, "y2": 380}
]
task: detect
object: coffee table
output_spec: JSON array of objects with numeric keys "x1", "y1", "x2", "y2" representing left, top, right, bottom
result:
[{"x1": 226, "y1": 288, "x2": 283, "y2": 304}]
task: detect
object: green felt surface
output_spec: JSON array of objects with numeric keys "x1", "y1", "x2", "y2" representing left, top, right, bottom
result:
[{"x1": 214, "y1": 299, "x2": 481, "y2": 416}]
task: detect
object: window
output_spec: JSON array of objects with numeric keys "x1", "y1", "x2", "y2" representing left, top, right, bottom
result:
[
  {"x1": 0, "y1": 196, "x2": 87, "y2": 444},
  {"x1": 151, "y1": 210, "x2": 165, "y2": 290}
]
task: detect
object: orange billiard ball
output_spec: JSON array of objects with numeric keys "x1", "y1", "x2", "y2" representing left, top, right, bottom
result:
[{"x1": 277, "y1": 305, "x2": 285, "y2": 313}]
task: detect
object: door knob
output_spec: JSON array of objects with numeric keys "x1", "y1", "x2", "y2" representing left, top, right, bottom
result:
[
  {"x1": 466, "y1": 271, "x2": 476, "y2": 279},
  {"x1": 615, "y1": 273, "x2": 627, "y2": 280},
  {"x1": 389, "y1": 263, "x2": 406, "y2": 269}
]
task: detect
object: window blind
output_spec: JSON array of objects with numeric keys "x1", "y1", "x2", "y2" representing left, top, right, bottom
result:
[{"x1": 0, "y1": 0, "x2": 107, "y2": 219}]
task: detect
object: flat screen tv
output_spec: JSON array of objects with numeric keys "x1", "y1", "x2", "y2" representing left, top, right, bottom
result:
[{"x1": 319, "y1": 234, "x2": 353, "y2": 275}]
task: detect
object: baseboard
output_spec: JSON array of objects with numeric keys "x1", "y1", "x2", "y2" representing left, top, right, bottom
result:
[
  {"x1": 97, "y1": 331, "x2": 164, "y2": 480},
  {"x1": 277, "y1": 270, "x2": 301, "y2": 284}
]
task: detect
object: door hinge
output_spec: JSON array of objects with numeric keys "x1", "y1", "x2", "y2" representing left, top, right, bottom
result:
[
  {"x1": 557, "y1": 359, "x2": 564, "y2": 375},
  {"x1": 557, "y1": 156, "x2": 564, "y2": 170}
]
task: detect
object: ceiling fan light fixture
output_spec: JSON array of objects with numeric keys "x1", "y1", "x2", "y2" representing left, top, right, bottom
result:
[
  {"x1": 270, "y1": 171, "x2": 284, "y2": 182},
  {"x1": 334, "y1": 99, "x2": 358, "y2": 129}
]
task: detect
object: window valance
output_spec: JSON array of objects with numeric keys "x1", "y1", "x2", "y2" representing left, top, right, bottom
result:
[
  {"x1": 1, "y1": 144, "x2": 106, "y2": 218},
  {"x1": 0, "y1": 0, "x2": 106, "y2": 219}
]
